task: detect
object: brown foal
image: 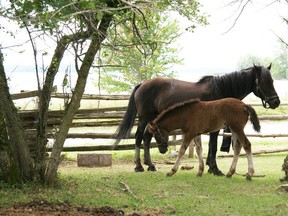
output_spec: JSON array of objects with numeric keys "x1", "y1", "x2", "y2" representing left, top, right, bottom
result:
[{"x1": 147, "y1": 98, "x2": 261, "y2": 180}]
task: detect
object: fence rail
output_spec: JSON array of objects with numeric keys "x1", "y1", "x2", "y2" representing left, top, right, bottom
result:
[{"x1": 13, "y1": 91, "x2": 288, "y2": 152}]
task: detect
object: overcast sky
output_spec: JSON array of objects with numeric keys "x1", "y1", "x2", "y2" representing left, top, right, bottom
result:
[
  {"x1": 175, "y1": 0, "x2": 288, "y2": 80},
  {"x1": 1, "y1": 0, "x2": 288, "y2": 92}
]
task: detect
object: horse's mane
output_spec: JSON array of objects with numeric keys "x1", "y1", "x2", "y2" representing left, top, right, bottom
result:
[
  {"x1": 154, "y1": 98, "x2": 201, "y2": 123},
  {"x1": 210, "y1": 67, "x2": 255, "y2": 98},
  {"x1": 197, "y1": 75, "x2": 213, "y2": 84}
]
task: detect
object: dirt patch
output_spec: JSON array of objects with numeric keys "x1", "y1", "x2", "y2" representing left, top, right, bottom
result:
[{"x1": 0, "y1": 199, "x2": 140, "y2": 216}]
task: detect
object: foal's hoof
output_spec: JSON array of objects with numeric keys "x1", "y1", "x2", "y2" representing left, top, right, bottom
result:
[
  {"x1": 197, "y1": 171, "x2": 203, "y2": 177},
  {"x1": 208, "y1": 167, "x2": 225, "y2": 176},
  {"x1": 134, "y1": 165, "x2": 144, "y2": 172},
  {"x1": 226, "y1": 174, "x2": 232, "y2": 178},
  {"x1": 246, "y1": 174, "x2": 252, "y2": 181},
  {"x1": 166, "y1": 171, "x2": 174, "y2": 177},
  {"x1": 147, "y1": 165, "x2": 156, "y2": 171}
]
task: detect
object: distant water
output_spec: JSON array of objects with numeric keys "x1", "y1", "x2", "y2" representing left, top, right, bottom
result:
[
  {"x1": 7, "y1": 71, "x2": 97, "y2": 94},
  {"x1": 7, "y1": 71, "x2": 288, "y2": 99}
]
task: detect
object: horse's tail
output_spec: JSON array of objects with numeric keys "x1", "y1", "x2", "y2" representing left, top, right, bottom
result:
[
  {"x1": 114, "y1": 84, "x2": 141, "y2": 145},
  {"x1": 246, "y1": 105, "x2": 261, "y2": 132}
]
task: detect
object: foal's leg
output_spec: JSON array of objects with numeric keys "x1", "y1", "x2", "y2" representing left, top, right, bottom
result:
[
  {"x1": 167, "y1": 135, "x2": 194, "y2": 177},
  {"x1": 207, "y1": 131, "x2": 225, "y2": 176},
  {"x1": 241, "y1": 135, "x2": 254, "y2": 180},
  {"x1": 194, "y1": 136, "x2": 204, "y2": 176},
  {"x1": 226, "y1": 135, "x2": 241, "y2": 178},
  {"x1": 229, "y1": 131, "x2": 254, "y2": 180}
]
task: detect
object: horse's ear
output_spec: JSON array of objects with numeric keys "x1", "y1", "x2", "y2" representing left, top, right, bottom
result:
[
  {"x1": 253, "y1": 63, "x2": 261, "y2": 77},
  {"x1": 267, "y1": 63, "x2": 272, "y2": 70},
  {"x1": 253, "y1": 63, "x2": 259, "y2": 69},
  {"x1": 146, "y1": 122, "x2": 157, "y2": 134}
]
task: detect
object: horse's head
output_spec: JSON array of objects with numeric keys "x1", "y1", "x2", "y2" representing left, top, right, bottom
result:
[
  {"x1": 253, "y1": 64, "x2": 280, "y2": 109},
  {"x1": 146, "y1": 122, "x2": 169, "y2": 154}
]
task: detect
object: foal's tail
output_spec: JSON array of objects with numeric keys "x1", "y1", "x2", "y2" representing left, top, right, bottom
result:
[
  {"x1": 114, "y1": 84, "x2": 141, "y2": 145},
  {"x1": 246, "y1": 105, "x2": 261, "y2": 132}
]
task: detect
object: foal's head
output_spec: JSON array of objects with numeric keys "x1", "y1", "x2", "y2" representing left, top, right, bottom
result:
[{"x1": 146, "y1": 122, "x2": 169, "y2": 154}]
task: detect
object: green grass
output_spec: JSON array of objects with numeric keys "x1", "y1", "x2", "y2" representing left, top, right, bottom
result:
[
  {"x1": 1, "y1": 149, "x2": 287, "y2": 215},
  {"x1": 8, "y1": 96, "x2": 288, "y2": 215}
]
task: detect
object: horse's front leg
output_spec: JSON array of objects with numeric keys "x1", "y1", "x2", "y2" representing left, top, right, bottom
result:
[
  {"x1": 226, "y1": 135, "x2": 241, "y2": 178},
  {"x1": 207, "y1": 131, "x2": 225, "y2": 176},
  {"x1": 143, "y1": 132, "x2": 156, "y2": 171},
  {"x1": 167, "y1": 135, "x2": 192, "y2": 177},
  {"x1": 194, "y1": 136, "x2": 204, "y2": 176}
]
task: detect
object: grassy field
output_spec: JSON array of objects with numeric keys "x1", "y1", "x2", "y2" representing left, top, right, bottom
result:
[
  {"x1": 1, "y1": 141, "x2": 287, "y2": 215},
  {"x1": 5, "y1": 89, "x2": 287, "y2": 215}
]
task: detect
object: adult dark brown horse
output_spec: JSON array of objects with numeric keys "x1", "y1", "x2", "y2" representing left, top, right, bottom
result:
[
  {"x1": 114, "y1": 64, "x2": 280, "y2": 174},
  {"x1": 146, "y1": 98, "x2": 261, "y2": 180}
]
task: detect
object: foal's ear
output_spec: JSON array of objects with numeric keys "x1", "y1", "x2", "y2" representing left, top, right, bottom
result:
[
  {"x1": 146, "y1": 122, "x2": 157, "y2": 134},
  {"x1": 267, "y1": 63, "x2": 272, "y2": 70}
]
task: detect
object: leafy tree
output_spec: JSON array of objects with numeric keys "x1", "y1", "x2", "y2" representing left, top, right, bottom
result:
[
  {"x1": 236, "y1": 54, "x2": 272, "y2": 70},
  {"x1": 236, "y1": 42, "x2": 288, "y2": 79},
  {"x1": 98, "y1": 11, "x2": 183, "y2": 93},
  {"x1": 0, "y1": 0, "x2": 207, "y2": 186},
  {"x1": 273, "y1": 42, "x2": 288, "y2": 79}
]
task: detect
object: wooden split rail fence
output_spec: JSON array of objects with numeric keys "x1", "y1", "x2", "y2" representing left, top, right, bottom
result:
[{"x1": 13, "y1": 90, "x2": 288, "y2": 152}]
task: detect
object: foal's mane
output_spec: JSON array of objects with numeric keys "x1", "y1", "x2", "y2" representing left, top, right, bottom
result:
[{"x1": 154, "y1": 98, "x2": 201, "y2": 123}]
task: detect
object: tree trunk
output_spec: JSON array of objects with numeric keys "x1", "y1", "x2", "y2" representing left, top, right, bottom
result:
[
  {"x1": 45, "y1": 14, "x2": 113, "y2": 186},
  {"x1": 35, "y1": 35, "x2": 70, "y2": 183},
  {"x1": 36, "y1": 32, "x2": 90, "y2": 183},
  {"x1": 0, "y1": 50, "x2": 33, "y2": 182},
  {"x1": 0, "y1": 108, "x2": 21, "y2": 184}
]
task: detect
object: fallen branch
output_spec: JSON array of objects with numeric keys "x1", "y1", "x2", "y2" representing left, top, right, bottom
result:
[
  {"x1": 181, "y1": 165, "x2": 194, "y2": 170},
  {"x1": 277, "y1": 184, "x2": 288, "y2": 192},
  {"x1": 235, "y1": 173, "x2": 266, "y2": 178},
  {"x1": 119, "y1": 180, "x2": 138, "y2": 200},
  {"x1": 218, "y1": 148, "x2": 288, "y2": 158}
]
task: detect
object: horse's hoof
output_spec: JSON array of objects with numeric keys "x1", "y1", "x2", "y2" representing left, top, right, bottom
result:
[
  {"x1": 208, "y1": 168, "x2": 225, "y2": 176},
  {"x1": 147, "y1": 165, "x2": 156, "y2": 171},
  {"x1": 215, "y1": 170, "x2": 225, "y2": 176},
  {"x1": 134, "y1": 166, "x2": 144, "y2": 172}
]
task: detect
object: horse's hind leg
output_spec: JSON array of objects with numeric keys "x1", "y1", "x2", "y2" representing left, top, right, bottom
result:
[
  {"x1": 167, "y1": 135, "x2": 193, "y2": 177},
  {"x1": 194, "y1": 136, "x2": 204, "y2": 176}
]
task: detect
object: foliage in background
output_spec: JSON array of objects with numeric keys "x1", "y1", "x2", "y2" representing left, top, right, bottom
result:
[
  {"x1": 0, "y1": 0, "x2": 207, "y2": 186},
  {"x1": 272, "y1": 42, "x2": 288, "y2": 79},
  {"x1": 237, "y1": 41, "x2": 288, "y2": 79},
  {"x1": 97, "y1": 11, "x2": 184, "y2": 93}
]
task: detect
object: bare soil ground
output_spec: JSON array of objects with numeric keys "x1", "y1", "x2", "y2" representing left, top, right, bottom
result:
[{"x1": 0, "y1": 199, "x2": 131, "y2": 216}]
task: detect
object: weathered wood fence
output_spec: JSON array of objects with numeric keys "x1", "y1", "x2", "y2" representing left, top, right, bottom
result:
[{"x1": 13, "y1": 90, "x2": 288, "y2": 152}]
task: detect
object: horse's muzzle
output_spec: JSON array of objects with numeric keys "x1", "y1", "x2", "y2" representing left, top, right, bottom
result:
[{"x1": 267, "y1": 97, "x2": 280, "y2": 109}]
